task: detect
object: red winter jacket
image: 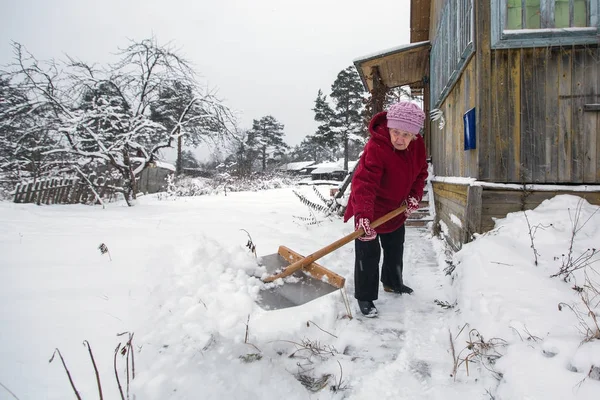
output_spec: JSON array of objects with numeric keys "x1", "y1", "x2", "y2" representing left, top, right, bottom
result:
[{"x1": 343, "y1": 111, "x2": 428, "y2": 233}]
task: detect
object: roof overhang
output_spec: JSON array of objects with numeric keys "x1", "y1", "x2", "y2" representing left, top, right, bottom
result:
[{"x1": 353, "y1": 41, "x2": 431, "y2": 92}]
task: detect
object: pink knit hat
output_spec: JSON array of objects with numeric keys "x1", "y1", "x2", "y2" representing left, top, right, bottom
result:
[{"x1": 386, "y1": 102, "x2": 425, "y2": 134}]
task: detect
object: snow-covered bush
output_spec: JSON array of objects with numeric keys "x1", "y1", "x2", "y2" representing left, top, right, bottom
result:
[{"x1": 167, "y1": 173, "x2": 299, "y2": 198}]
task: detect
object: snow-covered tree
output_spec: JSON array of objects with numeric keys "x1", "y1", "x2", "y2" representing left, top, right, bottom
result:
[
  {"x1": 150, "y1": 80, "x2": 231, "y2": 175},
  {"x1": 312, "y1": 66, "x2": 367, "y2": 170},
  {"x1": 329, "y1": 66, "x2": 367, "y2": 170},
  {"x1": 289, "y1": 135, "x2": 336, "y2": 163},
  {"x1": 3, "y1": 38, "x2": 233, "y2": 205},
  {"x1": 247, "y1": 115, "x2": 288, "y2": 172},
  {"x1": 0, "y1": 74, "x2": 61, "y2": 191}
]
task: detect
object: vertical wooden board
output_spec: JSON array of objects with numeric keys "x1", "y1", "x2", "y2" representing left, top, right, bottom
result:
[
  {"x1": 476, "y1": 0, "x2": 492, "y2": 181},
  {"x1": 457, "y1": 79, "x2": 466, "y2": 176},
  {"x1": 45, "y1": 179, "x2": 54, "y2": 205},
  {"x1": 443, "y1": 103, "x2": 449, "y2": 176},
  {"x1": 466, "y1": 58, "x2": 479, "y2": 179},
  {"x1": 590, "y1": 47, "x2": 600, "y2": 183},
  {"x1": 13, "y1": 183, "x2": 22, "y2": 203},
  {"x1": 545, "y1": 47, "x2": 559, "y2": 183},
  {"x1": 465, "y1": 185, "x2": 483, "y2": 240},
  {"x1": 571, "y1": 48, "x2": 585, "y2": 183},
  {"x1": 46, "y1": 179, "x2": 53, "y2": 205},
  {"x1": 36, "y1": 180, "x2": 44, "y2": 205},
  {"x1": 451, "y1": 99, "x2": 456, "y2": 176},
  {"x1": 463, "y1": 65, "x2": 470, "y2": 178},
  {"x1": 453, "y1": 83, "x2": 461, "y2": 176},
  {"x1": 558, "y1": 48, "x2": 572, "y2": 181},
  {"x1": 521, "y1": 48, "x2": 535, "y2": 182},
  {"x1": 63, "y1": 179, "x2": 72, "y2": 204},
  {"x1": 508, "y1": 48, "x2": 522, "y2": 182},
  {"x1": 493, "y1": 50, "x2": 510, "y2": 182},
  {"x1": 532, "y1": 47, "x2": 547, "y2": 183},
  {"x1": 24, "y1": 182, "x2": 32, "y2": 203},
  {"x1": 582, "y1": 46, "x2": 598, "y2": 183}
]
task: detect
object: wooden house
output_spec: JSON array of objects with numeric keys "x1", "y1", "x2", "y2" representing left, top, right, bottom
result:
[{"x1": 354, "y1": 0, "x2": 600, "y2": 249}]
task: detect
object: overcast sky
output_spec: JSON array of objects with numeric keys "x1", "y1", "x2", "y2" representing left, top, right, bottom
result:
[{"x1": 1, "y1": 0, "x2": 412, "y2": 155}]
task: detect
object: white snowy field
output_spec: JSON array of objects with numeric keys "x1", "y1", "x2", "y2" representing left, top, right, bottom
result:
[{"x1": 0, "y1": 185, "x2": 599, "y2": 399}]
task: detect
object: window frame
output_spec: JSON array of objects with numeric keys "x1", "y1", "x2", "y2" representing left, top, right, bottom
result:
[
  {"x1": 491, "y1": 0, "x2": 600, "y2": 48},
  {"x1": 430, "y1": 0, "x2": 475, "y2": 109}
]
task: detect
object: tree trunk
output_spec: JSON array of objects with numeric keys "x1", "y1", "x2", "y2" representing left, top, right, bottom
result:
[
  {"x1": 262, "y1": 146, "x2": 267, "y2": 172},
  {"x1": 343, "y1": 137, "x2": 349, "y2": 171},
  {"x1": 176, "y1": 129, "x2": 182, "y2": 175}
]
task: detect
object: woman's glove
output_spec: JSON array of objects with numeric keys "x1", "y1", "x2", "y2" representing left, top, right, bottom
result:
[
  {"x1": 404, "y1": 196, "x2": 420, "y2": 217},
  {"x1": 356, "y1": 217, "x2": 377, "y2": 241}
]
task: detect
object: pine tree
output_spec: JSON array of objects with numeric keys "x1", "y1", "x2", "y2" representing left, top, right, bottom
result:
[
  {"x1": 311, "y1": 67, "x2": 367, "y2": 171},
  {"x1": 312, "y1": 89, "x2": 335, "y2": 147},
  {"x1": 150, "y1": 80, "x2": 230, "y2": 175},
  {"x1": 329, "y1": 66, "x2": 367, "y2": 171},
  {"x1": 247, "y1": 116, "x2": 288, "y2": 172},
  {"x1": 289, "y1": 135, "x2": 335, "y2": 163}
]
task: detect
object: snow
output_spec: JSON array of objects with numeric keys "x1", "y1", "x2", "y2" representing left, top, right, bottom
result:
[
  {"x1": 353, "y1": 41, "x2": 430, "y2": 63},
  {"x1": 278, "y1": 161, "x2": 316, "y2": 171},
  {"x1": 153, "y1": 160, "x2": 176, "y2": 172},
  {"x1": 431, "y1": 176, "x2": 600, "y2": 192},
  {"x1": 449, "y1": 213, "x2": 463, "y2": 228},
  {"x1": 1, "y1": 187, "x2": 599, "y2": 399},
  {"x1": 310, "y1": 159, "x2": 358, "y2": 175}
]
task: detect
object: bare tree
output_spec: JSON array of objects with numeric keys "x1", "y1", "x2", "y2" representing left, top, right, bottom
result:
[{"x1": 3, "y1": 37, "x2": 234, "y2": 205}]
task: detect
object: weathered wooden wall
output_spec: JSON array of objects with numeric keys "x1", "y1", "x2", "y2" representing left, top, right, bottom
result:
[
  {"x1": 487, "y1": 45, "x2": 600, "y2": 184},
  {"x1": 480, "y1": 188, "x2": 600, "y2": 232},
  {"x1": 433, "y1": 180, "x2": 600, "y2": 249},
  {"x1": 431, "y1": 181, "x2": 469, "y2": 250},
  {"x1": 429, "y1": 58, "x2": 479, "y2": 178}
]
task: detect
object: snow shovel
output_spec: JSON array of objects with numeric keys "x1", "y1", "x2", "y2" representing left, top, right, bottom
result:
[{"x1": 257, "y1": 204, "x2": 407, "y2": 310}]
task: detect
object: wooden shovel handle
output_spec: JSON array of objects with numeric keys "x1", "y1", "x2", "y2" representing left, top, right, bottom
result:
[{"x1": 262, "y1": 204, "x2": 407, "y2": 283}]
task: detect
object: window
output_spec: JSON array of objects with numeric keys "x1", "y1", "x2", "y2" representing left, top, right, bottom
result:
[
  {"x1": 430, "y1": 0, "x2": 475, "y2": 108},
  {"x1": 492, "y1": 0, "x2": 599, "y2": 48}
]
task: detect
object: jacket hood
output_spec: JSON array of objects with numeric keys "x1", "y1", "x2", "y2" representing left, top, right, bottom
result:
[{"x1": 368, "y1": 111, "x2": 392, "y2": 148}]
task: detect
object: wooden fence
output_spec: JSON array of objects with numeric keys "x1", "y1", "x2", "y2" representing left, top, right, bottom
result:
[{"x1": 13, "y1": 177, "x2": 119, "y2": 205}]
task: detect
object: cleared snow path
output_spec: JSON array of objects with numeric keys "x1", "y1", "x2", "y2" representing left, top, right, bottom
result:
[{"x1": 333, "y1": 227, "x2": 482, "y2": 399}]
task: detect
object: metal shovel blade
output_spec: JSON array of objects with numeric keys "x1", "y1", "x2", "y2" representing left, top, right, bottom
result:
[{"x1": 257, "y1": 246, "x2": 345, "y2": 310}]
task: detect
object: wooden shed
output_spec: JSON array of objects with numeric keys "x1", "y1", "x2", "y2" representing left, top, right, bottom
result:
[{"x1": 354, "y1": 0, "x2": 600, "y2": 249}]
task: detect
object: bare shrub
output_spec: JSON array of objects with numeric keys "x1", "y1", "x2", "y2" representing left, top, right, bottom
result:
[{"x1": 449, "y1": 326, "x2": 507, "y2": 380}]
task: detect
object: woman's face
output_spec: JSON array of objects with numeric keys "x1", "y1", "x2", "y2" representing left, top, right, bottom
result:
[{"x1": 389, "y1": 128, "x2": 414, "y2": 150}]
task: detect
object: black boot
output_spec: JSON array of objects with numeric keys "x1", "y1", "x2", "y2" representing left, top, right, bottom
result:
[
  {"x1": 383, "y1": 283, "x2": 414, "y2": 295},
  {"x1": 357, "y1": 300, "x2": 378, "y2": 317}
]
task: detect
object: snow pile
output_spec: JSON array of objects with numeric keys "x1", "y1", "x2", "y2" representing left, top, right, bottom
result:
[{"x1": 449, "y1": 194, "x2": 600, "y2": 398}]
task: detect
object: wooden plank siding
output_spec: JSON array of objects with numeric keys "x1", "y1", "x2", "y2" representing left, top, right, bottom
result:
[
  {"x1": 433, "y1": 180, "x2": 600, "y2": 248},
  {"x1": 482, "y1": 45, "x2": 600, "y2": 184},
  {"x1": 476, "y1": 0, "x2": 493, "y2": 181},
  {"x1": 432, "y1": 181, "x2": 469, "y2": 250},
  {"x1": 480, "y1": 188, "x2": 600, "y2": 232},
  {"x1": 429, "y1": 59, "x2": 478, "y2": 178}
]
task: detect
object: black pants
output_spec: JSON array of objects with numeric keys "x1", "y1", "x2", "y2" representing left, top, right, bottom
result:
[{"x1": 354, "y1": 224, "x2": 406, "y2": 301}]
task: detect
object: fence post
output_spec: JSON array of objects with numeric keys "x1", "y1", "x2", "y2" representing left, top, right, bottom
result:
[{"x1": 14, "y1": 183, "x2": 23, "y2": 203}]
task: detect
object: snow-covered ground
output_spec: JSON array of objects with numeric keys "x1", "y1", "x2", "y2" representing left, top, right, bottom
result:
[{"x1": 1, "y1": 185, "x2": 599, "y2": 399}]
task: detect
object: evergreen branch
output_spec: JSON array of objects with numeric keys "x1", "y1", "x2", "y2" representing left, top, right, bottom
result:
[
  {"x1": 311, "y1": 185, "x2": 330, "y2": 206},
  {"x1": 292, "y1": 190, "x2": 329, "y2": 214}
]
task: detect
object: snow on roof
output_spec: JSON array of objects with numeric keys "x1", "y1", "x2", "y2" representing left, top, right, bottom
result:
[
  {"x1": 154, "y1": 161, "x2": 176, "y2": 172},
  {"x1": 353, "y1": 40, "x2": 430, "y2": 63},
  {"x1": 310, "y1": 159, "x2": 359, "y2": 175},
  {"x1": 310, "y1": 161, "x2": 344, "y2": 174},
  {"x1": 431, "y1": 176, "x2": 600, "y2": 192},
  {"x1": 279, "y1": 161, "x2": 315, "y2": 171}
]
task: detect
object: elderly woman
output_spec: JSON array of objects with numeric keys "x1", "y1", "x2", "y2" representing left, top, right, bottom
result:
[{"x1": 344, "y1": 101, "x2": 428, "y2": 317}]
